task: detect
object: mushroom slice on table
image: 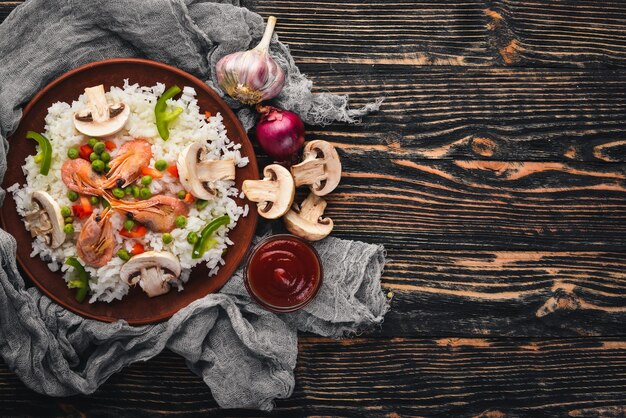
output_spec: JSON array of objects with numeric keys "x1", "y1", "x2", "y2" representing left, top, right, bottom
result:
[
  {"x1": 284, "y1": 192, "x2": 334, "y2": 241},
  {"x1": 177, "y1": 143, "x2": 236, "y2": 200},
  {"x1": 73, "y1": 84, "x2": 130, "y2": 137},
  {"x1": 290, "y1": 140, "x2": 341, "y2": 196},
  {"x1": 24, "y1": 191, "x2": 66, "y2": 248},
  {"x1": 242, "y1": 164, "x2": 295, "y2": 219},
  {"x1": 119, "y1": 251, "x2": 181, "y2": 298}
]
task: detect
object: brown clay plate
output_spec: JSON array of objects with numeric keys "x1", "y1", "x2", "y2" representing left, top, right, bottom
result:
[{"x1": 0, "y1": 58, "x2": 258, "y2": 325}]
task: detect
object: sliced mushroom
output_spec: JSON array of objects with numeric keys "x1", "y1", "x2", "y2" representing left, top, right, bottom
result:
[
  {"x1": 177, "y1": 143, "x2": 236, "y2": 200},
  {"x1": 119, "y1": 251, "x2": 181, "y2": 298},
  {"x1": 24, "y1": 191, "x2": 65, "y2": 248},
  {"x1": 283, "y1": 193, "x2": 333, "y2": 241},
  {"x1": 290, "y1": 140, "x2": 341, "y2": 196},
  {"x1": 242, "y1": 164, "x2": 295, "y2": 219},
  {"x1": 73, "y1": 85, "x2": 130, "y2": 137}
]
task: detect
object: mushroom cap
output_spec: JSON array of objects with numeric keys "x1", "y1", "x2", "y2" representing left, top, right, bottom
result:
[
  {"x1": 31, "y1": 191, "x2": 66, "y2": 248},
  {"x1": 178, "y1": 143, "x2": 213, "y2": 200},
  {"x1": 306, "y1": 140, "x2": 341, "y2": 196},
  {"x1": 283, "y1": 195, "x2": 334, "y2": 241},
  {"x1": 177, "y1": 143, "x2": 236, "y2": 200},
  {"x1": 73, "y1": 85, "x2": 130, "y2": 137},
  {"x1": 242, "y1": 164, "x2": 295, "y2": 219},
  {"x1": 119, "y1": 251, "x2": 181, "y2": 297}
]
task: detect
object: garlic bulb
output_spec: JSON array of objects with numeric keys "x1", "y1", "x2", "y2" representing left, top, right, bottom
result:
[{"x1": 216, "y1": 16, "x2": 285, "y2": 105}]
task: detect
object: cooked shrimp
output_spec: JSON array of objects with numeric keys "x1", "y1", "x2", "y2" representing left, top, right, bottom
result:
[
  {"x1": 76, "y1": 207, "x2": 115, "y2": 268},
  {"x1": 111, "y1": 195, "x2": 189, "y2": 232},
  {"x1": 61, "y1": 159, "x2": 106, "y2": 196},
  {"x1": 103, "y1": 138, "x2": 152, "y2": 189}
]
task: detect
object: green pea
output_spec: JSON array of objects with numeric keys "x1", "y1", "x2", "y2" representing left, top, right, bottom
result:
[
  {"x1": 93, "y1": 142, "x2": 106, "y2": 154},
  {"x1": 91, "y1": 159, "x2": 105, "y2": 173},
  {"x1": 141, "y1": 175, "x2": 152, "y2": 185},
  {"x1": 90, "y1": 196, "x2": 100, "y2": 205},
  {"x1": 67, "y1": 190, "x2": 79, "y2": 202},
  {"x1": 112, "y1": 188, "x2": 125, "y2": 198},
  {"x1": 195, "y1": 199, "x2": 208, "y2": 210},
  {"x1": 162, "y1": 233, "x2": 173, "y2": 244},
  {"x1": 64, "y1": 217, "x2": 73, "y2": 224},
  {"x1": 89, "y1": 152, "x2": 99, "y2": 162},
  {"x1": 63, "y1": 224, "x2": 74, "y2": 235},
  {"x1": 123, "y1": 219, "x2": 135, "y2": 232},
  {"x1": 117, "y1": 248, "x2": 131, "y2": 261},
  {"x1": 104, "y1": 163, "x2": 111, "y2": 173},
  {"x1": 186, "y1": 232, "x2": 198, "y2": 244},
  {"x1": 132, "y1": 185, "x2": 140, "y2": 199},
  {"x1": 177, "y1": 190, "x2": 187, "y2": 200},
  {"x1": 100, "y1": 151, "x2": 111, "y2": 163},
  {"x1": 60, "y1": 206, "x2": 71, "y2": 218},
  {"x1": 102, "y1": 199, "x2": 111, "y2": 209},
  {"x1": 140, "y1": 187, "x2": 152, "y2": 199},
  {"x1": 175, "y1": 215, "x2": 187, "y2": 228},
  {"x1": 155, "y1": 160, "x2": 168, "y2": 171},
  {"x1": 88, "y1": 138, "x2": 98, "y2": 148},
  {"x1": 67, "y1": 148, "x2": 79, "y2": 159}
]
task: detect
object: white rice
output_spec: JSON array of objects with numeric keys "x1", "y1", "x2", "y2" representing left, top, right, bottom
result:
[{"x1": 10, "y1": 81, "x2": 248, "y2": 303}]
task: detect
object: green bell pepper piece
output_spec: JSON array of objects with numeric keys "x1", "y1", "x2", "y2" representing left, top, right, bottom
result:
[
  {"x1": 65, "y1": 257, "x2": 90, "y2": 303},
  {"x1": 155, "y1": 85, "x2": 184, "y2": 140},
  {"x1": 192, "y1": 215, "x2": 230, "y2": 259},
  {"x1": 26, "y1": 131, "x2": 52, "y2": 175}
]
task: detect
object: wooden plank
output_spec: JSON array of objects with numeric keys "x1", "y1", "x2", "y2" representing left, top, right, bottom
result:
[
  {"x1": 249, "y1": 0, "x2": 626, "y2": 68},
  {"x1": 485, "y1": 0, "x2": 626, "y2": 67},
  {"x1": 2, "y1": 338, "x2": 626, "y2": 416},
  {"x1": 381, "y1": 250, "x2": 626, "y2": 336},
  {"x1": 0, "y1": 2, "x2": 19, "y2": 23},
  {"x1": 248, "y1": 0, "x2": 493, "y2": 65},
  {"x1": 324, "y1": 154, "x2": 626, "y2": 250},
  {"x1": 296, "y1": 65, "x2": 626, "y2": 162}
]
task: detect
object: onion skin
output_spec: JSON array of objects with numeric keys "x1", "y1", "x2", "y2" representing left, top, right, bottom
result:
[{"x1": 256, "y1": 105, "x2": 305, "y2": 162}]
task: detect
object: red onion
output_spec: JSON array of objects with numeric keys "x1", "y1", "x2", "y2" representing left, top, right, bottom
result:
[{"x1": 255, "y1": 105, "x2": 305, "y2": 162}]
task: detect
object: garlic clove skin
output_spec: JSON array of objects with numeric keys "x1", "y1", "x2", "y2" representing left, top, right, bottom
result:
[{"x1": 216, "y1": 16, "x2": 286, "y2": 105}]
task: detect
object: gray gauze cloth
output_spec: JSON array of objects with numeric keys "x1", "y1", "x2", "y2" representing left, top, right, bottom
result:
[{"x1": 0, "y1": 0, "x2": 388, "y2": 411}]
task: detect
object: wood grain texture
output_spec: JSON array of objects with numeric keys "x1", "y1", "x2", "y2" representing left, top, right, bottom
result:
[
  {"x1": 484, "y1": 0, "x2": 626, "y2": 67},
  {"x1": 298, "y1": 65, "x2": 626, "y2": 162},
  {"x1": 327, "y1": 155, "x2": 626, "y2": 250},
  {"x1": 383, "y1": 250, "x2": 626, "y2": 336},
  {"x1": 2, "y1": 338, "x2": 626, "y2": 417},
  {"x1": 248, "y1": 0, "x2": 626, "y2": 68}
]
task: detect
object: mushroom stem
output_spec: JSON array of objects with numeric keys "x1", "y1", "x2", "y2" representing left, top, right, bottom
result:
[
  {"x1": 242, "y1": 179, "x2": 280, "y2": 204},
  {"x1": 291, "y1": 154, "x2": 326, "y2": 188},
  {"x1": 196, "y1": 159, "x2": 236, "y2": 182},
  {"x1": 299, "y1": 193, "x2": 327, "y2": 222},
  {"x1": 84, "y1": 85, "x2": 110, "y2": 123}
]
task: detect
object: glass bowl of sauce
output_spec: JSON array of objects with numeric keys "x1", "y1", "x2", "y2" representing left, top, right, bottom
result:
[{"x1": 244, "y1": 234, "x2": 323, "y2": 313}]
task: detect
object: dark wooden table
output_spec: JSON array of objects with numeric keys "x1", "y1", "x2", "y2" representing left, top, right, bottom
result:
[{"x1": 3, "y1": 0, "x2": 626, "y2": 416}]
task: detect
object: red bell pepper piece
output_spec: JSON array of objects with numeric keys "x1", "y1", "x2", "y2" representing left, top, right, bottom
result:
[
  {"x1": 79, "y1": 144, "x2": 93, "y2": 160},
  {"x1": 119, "y1": 224, "x2": 148, "y2": 238},
  {"x1": 72, "y1": 196, "x2": 93, "y2": 218},
  {"x1": 104, "y1": 140, "x2": 117, "y2": 151},
  {"x1": 131, "y1": 242, "x2": 145, "y2": 255},
  {"x1": 166, "y1": 165, "x2": 178, "y2": 178}
]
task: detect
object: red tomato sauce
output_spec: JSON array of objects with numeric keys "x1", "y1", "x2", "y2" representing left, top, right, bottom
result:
[{"x1": 245, "y1": 235, "x2": 322, "y2": 311}]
